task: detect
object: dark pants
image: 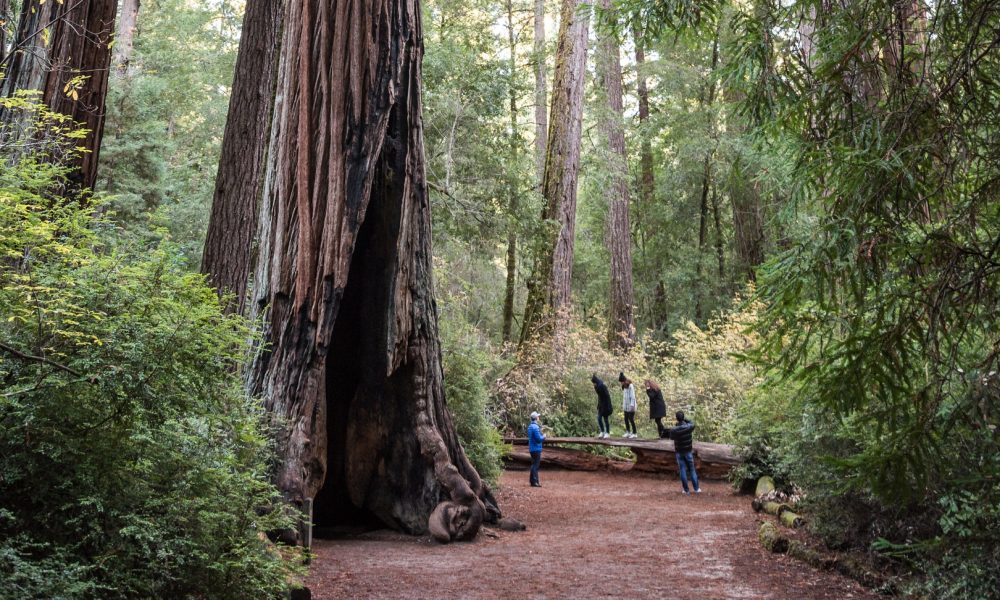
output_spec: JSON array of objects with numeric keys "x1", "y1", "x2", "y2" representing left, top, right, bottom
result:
[
  {"x1": 654, "y1": 417, "x2": 665, "y2": 437},
  {"x1": 624, "y1": 411, "x2": 637, "y2": 434},
  {"x1": 529, "y1": 451, "x2": 541, "y2": 485},
  {"x1": 598, "y1": 414, "x2": 610, "y2": 433}
]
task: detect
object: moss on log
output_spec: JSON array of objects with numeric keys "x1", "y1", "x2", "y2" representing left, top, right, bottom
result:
[{"x1": 780, "y1": 509, "x2": 805, "y2": 528}]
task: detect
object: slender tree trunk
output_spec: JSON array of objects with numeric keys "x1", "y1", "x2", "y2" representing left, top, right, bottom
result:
[
  {"x1": 596, "y1": 0, "x2": 635, "y2": 351},
  {"x1": 1, "y1": 0, "x2": 120, "y2": 191},
  {"x1": 201, "y1": 0, "x2": 285, "y2": 314},
  {"x1": 113, "y1": 0, "x2": 140, "y2": 73},
  {"x1": 229, "y1": 0, "x2": 498, "y2": 541},
  {"x1": 0, "y1": 0, "x2": 10, "y2": 55},
  {"x1": 694, "y1": 155, "x2": 711, "y2": 323},
  {"x1": 711, "y1": 183, "x2": 724, "y2": 280},
  {"x1": 520, "y1": 0, "x2": 589, "y2": 345},
  {"x1": 502, "y1": 0, "x2": 519, "y2": 344},
  {"x1": 533, "y1": 0, "x2": 546, "y2": 183}
]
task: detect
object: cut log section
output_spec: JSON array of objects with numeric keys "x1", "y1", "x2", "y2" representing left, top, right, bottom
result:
[{"x1": 503, "y1": 436, "x2": 740, "y2": 478}]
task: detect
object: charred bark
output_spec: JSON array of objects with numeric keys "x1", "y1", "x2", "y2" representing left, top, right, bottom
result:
[
  {"x1": 237, "y1": 0, "x2": 498, "y2": 541},
  {"x1": 520, "y1": 0, "x2": 589, "y2": 345},
  {"x1": 596, "y1": 0, "x2": 635, "y2": 351},
  {"x1": 201, "y1": 0, "x2": 284, "y2": 313},
  {"x1": 1, "y1": 0, "x2": 119, "y2": 191}
]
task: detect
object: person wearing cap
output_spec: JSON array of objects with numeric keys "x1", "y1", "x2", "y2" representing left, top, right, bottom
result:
[
  {"x1": 666, "y1": 411, "x2": 701, "y2": 494},
  {"x1": 527, "y1": 411, "x2": 546, "y2": 487},
  {"x1": 618, "y1": 372, "x2": 638, "y2": 438}
]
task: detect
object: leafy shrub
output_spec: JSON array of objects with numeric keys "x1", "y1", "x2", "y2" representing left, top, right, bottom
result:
[{"x1": 0, "y1": 101, "x2": 301, "y2": 599}]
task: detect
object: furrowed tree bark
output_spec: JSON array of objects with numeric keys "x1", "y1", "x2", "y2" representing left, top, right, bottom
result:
[
  {"x1": 729, "y1": 160, "x2": 766, "y2": 281},
  {"x1": 239, "y1": 0, "x2": 498, "y2": 541},
  {"x1": 112, "y1": 0, "x2": 140, "y2": 73},
  {"x1": 1, "y1": 0, "x2": 119, "y2": 191},
  {"x1": 201, "y1": 0, "x2": 284, "y2": 313},
  {"x1": 533, "y1": 0, "x2": 546, "y2": 183},
  {"x1": 596, "y1": 0, "x2": 635, "y2": 351},
  {"x1": 520, "y1": 0, "x2": 589, "y2": 345}
]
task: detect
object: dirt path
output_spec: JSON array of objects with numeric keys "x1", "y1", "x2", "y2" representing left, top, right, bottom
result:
[{"x1": 306, "y1": 470, "x2": 878, "y2": 599}]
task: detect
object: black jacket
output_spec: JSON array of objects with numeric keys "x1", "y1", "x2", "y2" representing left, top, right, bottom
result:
[
  {"x1": 646, "y1": 388, "x2": 666, "y2": 419},
  {"x1": 592, "y1": 376, "x2": 613, "y2": 417},
  {"x1": 668, "y1": 419, "x2": 695, "y2": 453}
]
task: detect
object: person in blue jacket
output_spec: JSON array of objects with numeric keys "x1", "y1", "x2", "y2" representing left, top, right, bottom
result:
[{"x1": 527, "y1": 411, "x2": 546, "y2": 487}]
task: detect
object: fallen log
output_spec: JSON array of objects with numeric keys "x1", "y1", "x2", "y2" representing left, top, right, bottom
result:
[
  {"x1": 780, "y1": 509, "x2": 805, "y2": 529},
  {"x1": 755, "y1": 476, "x2": 775, "y2": 497},
  {"x1": 504, "y1": 446, "x2": 631, "y2": 472},
  {"x1": 504, "y1": 436, "x2": 740, "y2": 479},
  {"x1": 758, "y1": 521, "x2": 789, "y2": 553}
]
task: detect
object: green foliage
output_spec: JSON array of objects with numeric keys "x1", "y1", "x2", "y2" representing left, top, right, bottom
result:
[
  {"x1": 0, "y1": 106, "x2": 301, "y2": 598},
  {"x1": 439, "y1": 315, "x2": 508, "y2": 487},
  {"x1": 99, "y1": 0, "x2": 243, "y2": 266}
]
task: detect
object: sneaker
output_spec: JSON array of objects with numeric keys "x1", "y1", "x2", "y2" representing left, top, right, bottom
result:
[
  {"x1": 695, "y1": 488, "x2": 702, "y2": 494},
  {"x1": 602, "y1": 432, "x2": 610, "y2": 439},
  {"x1": 681, "y1": 490, "x2": 689, "y2": 495},
  {"x1": 596, "y1": 433, "x2": 604, "y2": 439},
  {"x1": 632, "y1": 433, "x2": 641, "y2": 439},
  {"x1": 621, "y1": 432, "x2": 630, "y2": 438}
]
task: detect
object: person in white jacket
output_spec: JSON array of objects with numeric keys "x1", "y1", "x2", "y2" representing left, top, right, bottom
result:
[{"x1": 618, "y1": 372, "x2": 638, "y2": 438}]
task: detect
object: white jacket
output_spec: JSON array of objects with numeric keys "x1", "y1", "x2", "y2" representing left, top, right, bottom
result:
[{"x1": 622, "y1": 383, "x2": 637, "y2": 412}]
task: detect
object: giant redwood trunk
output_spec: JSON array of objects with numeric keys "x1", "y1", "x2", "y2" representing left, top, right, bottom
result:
[
  {"x1": 1, "y1": 0, "x2": 119, "y2": 191},
  {"x1": 201, "y1": 0, "x2": 284, "y2": 313},
  {"x1": 596, "y1": 0, "x2": 635, "y2": 351},
  {"x1": 520, "y1": 0, "x2": 589, "y2": 345},
  {"x1": 236, "y1": 0, "x2": 498, "y2": 540}
]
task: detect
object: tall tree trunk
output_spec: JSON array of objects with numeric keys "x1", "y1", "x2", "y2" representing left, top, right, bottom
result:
[
  {"x1": 201, "y1": 0, "x2": 284, "y2": 314},
  {"x1": 633, "y1": 18, "x2": 654, "y2": 228},
  {"x1": 729, "y1": 161, "x2": 766, "y2": 281},
  {"x1": 232, "y1": 0, "x2": 498, "y2": 541},
  {"x1": 596, "y1": 0, "x2": 635, "y2": 351},
  {"x1": 520, "y1": 0, "x2": 589, "y2": 345},
  {"x1": 533, "y1": 0, "x2": 546, "y2": 183},
  {"x1": 502, "y1": 0, "x2": 519, "y2": 344},
  {"x1": 112, "y1": 0, "x2": 140, "y2": 73},
  {"x1": 1, "y1": 0, "x2": 119, "y2": 191},
  {"x1": 693, "y1": 23, "x2": 721, "y2": 324}
]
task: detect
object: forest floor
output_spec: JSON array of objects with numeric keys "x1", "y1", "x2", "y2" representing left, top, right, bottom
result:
[{"x1": 306, "y1": 469, "x2": 879, "y2": 599}]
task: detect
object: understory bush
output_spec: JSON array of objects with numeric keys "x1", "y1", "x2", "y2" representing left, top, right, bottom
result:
[{"x1": 0, "y1": 101, "x2": 302, "y2": 598}]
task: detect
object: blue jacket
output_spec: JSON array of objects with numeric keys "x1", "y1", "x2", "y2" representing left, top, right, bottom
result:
[{"x1": 527, "y1": 421, "x2": 545, "y2": 452}]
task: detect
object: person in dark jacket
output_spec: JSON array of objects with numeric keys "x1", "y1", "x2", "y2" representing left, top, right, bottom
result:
[
  {"x1": 527, "y1": 411, "x2": 546, "y2": 487},
  {"x1": 592, "y1": 374, "x2": 613, "y2": 439},
  {"x1": 666, "y1": 411, "x2": 700, "y2": 494},
  {"x1": 643, "y1": 380, "x2": 667, "y2": 437}
]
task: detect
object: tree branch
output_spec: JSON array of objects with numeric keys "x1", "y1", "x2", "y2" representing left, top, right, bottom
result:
[{"x1": 0, "y1": 340, "x2": 91, "y2": 380}]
